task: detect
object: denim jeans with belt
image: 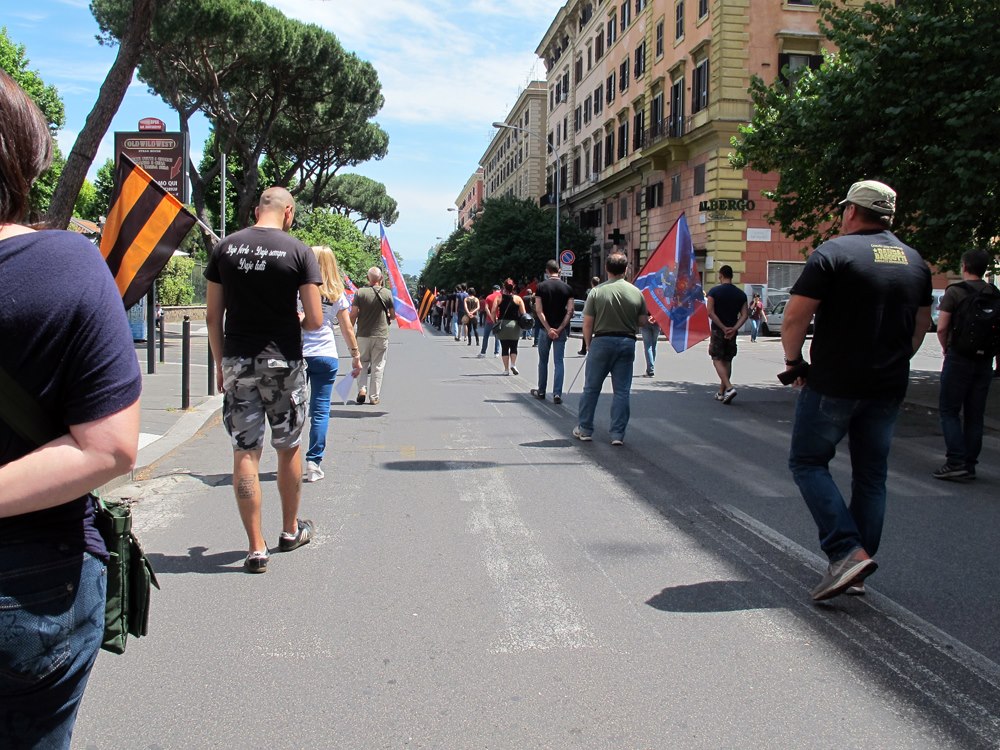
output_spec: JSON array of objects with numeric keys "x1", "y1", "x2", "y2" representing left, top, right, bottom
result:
[
  {"x1": 788, "y1": 386, "x2": 901, "y2": 562},
  {"x1": 939, "y1": 351, "x2": 994, "y2": 470},
  {"x1": 0, "y1": 544, "x2": 106, "y2": 749},
  {"x1": 536, "y1": 328, "x2": 568, "y2": 397},
  {"x1": 577, "y1": 335, "x2": 636, "y2": 440},
  {"x1": 305, "y1": 355, "x2": 339, "y2": 465}
]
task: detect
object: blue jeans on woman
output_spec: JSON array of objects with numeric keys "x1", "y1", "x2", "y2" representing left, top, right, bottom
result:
[
  {"x1": 577, "y1": 335, "x2": 636, "y2": 441},
  {"x1": 640, "y1": 323, "x2": 660, "y2": 375},
  {"x1": 939, "y1": 351, "x2": 994, "y2": 470},
  {"x1": 0, "y1": 545, "x2": 106, "y2": 749},
  {"x1": 788, "y1": 386, "x2": 901, "y2": 562},
  {"x1": 305, "y1": 356, "x2": 339, "y2": 465},
  {"x1": 749, "y1": 317, "x2": 761, "y2": 342}
]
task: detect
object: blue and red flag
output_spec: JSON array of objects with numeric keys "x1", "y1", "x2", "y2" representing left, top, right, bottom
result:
[
  {"x1": 342, "y1": 275, "x2": 358, "y2": 306},
  {"x1": 379, "y1": 224, "x2": 422, "y2": 332},
  {"x1": 633, "y1": 213, "x2": 710, "y2": 353}
]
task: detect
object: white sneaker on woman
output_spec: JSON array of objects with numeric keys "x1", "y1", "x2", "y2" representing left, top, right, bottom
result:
[{"x1": 304, "y1": 460, "x2": 325, "y2": 483}]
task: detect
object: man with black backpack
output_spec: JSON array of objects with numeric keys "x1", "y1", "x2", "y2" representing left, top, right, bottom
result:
[{"x1": 933, "y1": 249, "x2": 1000, "y2": 481}]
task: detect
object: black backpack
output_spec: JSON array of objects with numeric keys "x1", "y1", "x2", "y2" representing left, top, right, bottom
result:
[{"x1": 949, "y1": 281, "x2": 1000, "y2": 359}]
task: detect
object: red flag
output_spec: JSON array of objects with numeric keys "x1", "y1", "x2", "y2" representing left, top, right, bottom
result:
[
  {"x1": 633, "y1": 213, "x2": 710, "y2": 353},
  {"x1": 379, "y1": 224, "x2": 422, "y2": 332}
]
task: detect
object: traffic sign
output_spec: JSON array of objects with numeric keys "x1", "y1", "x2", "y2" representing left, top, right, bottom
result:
[{"x1": 559, "y1": 250, "x2": 576, "y2": 265}]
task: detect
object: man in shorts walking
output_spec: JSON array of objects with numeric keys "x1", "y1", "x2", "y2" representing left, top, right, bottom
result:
[
  {"x1": 706, "y1": 265, "x2": 749, "y2": 404},
  {"x1": 205, "y1": 187, "x2": 322, "y2": 573}
]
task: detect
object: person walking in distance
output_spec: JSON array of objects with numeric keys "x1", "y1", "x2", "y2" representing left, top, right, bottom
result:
[
  {"x1": 205, "y1": 186, "x2": 322, "y2": 574},
  {"x1": 0, "y1": 70, "x2": 142, "y2": 747},
  {"x1": 578, "y1": 275, "x2": 600, "y2": 355},
  {"x1": 351, "y1": 266, "x2": 395, "y2": 406},
  {"x1": 478, "y1": 284, "x2": 502, "y2": 358},
  {"x1": 302, "y1": 246, "x2": 363, "y2": 483},
  {"x1": 748, "y1": 292, "x2": 765, "y2": 343},
  {"x1": 706, "y1": 265, "x2": 749, "y2": 404},
  {"x1": 531, "y1": 259, "x2": 575, "y2": 404},
  {"x1": 640, "y1": 316, "x2": 661, "y2": 377},
  {"x1": 491, "y1": 278, "x2": 527, "y2": 376},
  {"x1": 463, "y1": 287, "x2": 480, "y2": 346},
  {"x1": 933, "y1": 249, "x2": 1000, "y2": 481},
  {"x1": 573, "y1": 252, "x2": 648, "y2": 445},
  {"x1": 781, "y1": 179, "x2": 931, "y2": 601}
]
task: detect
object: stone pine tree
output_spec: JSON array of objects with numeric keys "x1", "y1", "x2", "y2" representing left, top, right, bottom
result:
[{"x1": 730, "y1": 0, "x2": 1000, "y2": 270}]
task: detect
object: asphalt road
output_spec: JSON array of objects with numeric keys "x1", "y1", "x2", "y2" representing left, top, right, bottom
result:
[{"x1": 72, "y1": 327, "x2": 1000, "y2": 749}]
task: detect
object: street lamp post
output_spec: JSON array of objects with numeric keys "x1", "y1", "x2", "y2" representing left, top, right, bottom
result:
[
  {"x1": 492, "y1": 122, "x2": 560, "y2": 265},
  {"x1": 447, "y1": 207, "x2": 458, "y2": 229}
]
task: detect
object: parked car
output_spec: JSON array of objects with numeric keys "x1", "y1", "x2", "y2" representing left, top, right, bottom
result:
[
  {"x1": 570, "y1": 299, "x2": 585, "y2": 333},
  {"x1": 930, "y1": 288, "x2": 946, "y2": 331},
  {"x1": 760, "y1": 298, "x2": 814, "y2": 337}
]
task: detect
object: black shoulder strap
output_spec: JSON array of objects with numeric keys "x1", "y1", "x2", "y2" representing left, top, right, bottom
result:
[{"x1": 0, "y1": 365, "x2": 60, "y2": 447}]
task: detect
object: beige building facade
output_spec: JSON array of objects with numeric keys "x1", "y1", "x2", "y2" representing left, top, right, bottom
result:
[
  {"x1": 536, "y1": 0, "x2": 830, "y2": 289},
  {"x1": 481, "y1": 81, "x2": 549, "y2": 204}
]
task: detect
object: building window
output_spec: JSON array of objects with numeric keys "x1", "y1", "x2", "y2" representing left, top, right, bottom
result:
[
  {"x1": 587, "y1": 46, "x2": 593, "y2": 70},
  {"x1": 620, "y1": 0, "x2": 631, "y2": 30},
  {"x1": 593, "y1": 141, "x2": 603, "y2": 175},
  {"x1": 694, "y1": 163, "x2": 706, "y2": 195},
  {"x1": 575, "y1": 56, "x2": 584, "y2": 84},
  {"x1": 575, "y1": 106, "x2": 582, "y2": 132},
  {"x1": 604, "y1": 130, "x2": 615, "y2": 167},
  {"x1": 524, "y1": 111, "x2": 530, "y2": 126},
  {"x1": 655, "y1": 21, "x2": 664, "y2": 57},
  {"x1": 617, "y1": 120, "x2": 629, "y2": 159},
  {"x1": 596, "y1": 30, "x2": 605, "y2": 60},
  {"x1": 635, "y1": 42, "x2": 646, "y2": 77},
  {"x1": 594, "y1": 84, "x2": 604, "y2": 115},
  {"x1": 675, "y1": 0, "x2": 684, "y2": 40},
  {"x1": 692, "y1": 58, "x2": 709, "y2": 113},
  {"x1": 562, "y1": 71, "x2": 570, "y2": 99},
  {"x1": 669, "y1": 77, "x2": 685, "y2": 136},
  {"x1": 779, "y1": 53, "x2": 823, "y2": 87},
  {"x1": 620, "y1": 195, "x2": 629, "y2": 217},
  {"x1": 550, "y1": 87, "x2": 555, "y2": 110},
  {"x1": 670, "y1": 173, "x2": 681, "y2": 202},
  {"x1": 651, "y1": 91, "x2": 664, "y2": 137},
  {"x1": 648, "y1": 181, "x2": 665, "y2": 208},
  {"x1": 633, "y1": 108, "x2": 645, "y2": 149},
  {"x1": 584, "y1": 96, "x2": 592, "y2": 124},
  {"x1": 636, "y1": 188, "x2": 643, "y2": 216},
  {"x1": 607, "y1": 72, "x2": 616, "y2": 104},
  {"x1": 698, "y1": 0, "x2": 708, "y2": 18},
  {"x1": 607, "y1": 16, "x2": 617, "y2": 46},
  {"x1": 573, "y1": 154, "x2": 582, "y2": 185},
  {"x1": 619, "y1": 59, "x2": 630, "y2": 92},
  {"x1": 787, "y1": 0, "x2": 814, "y2": 4},
  {"x1": 606, "y1": 202, "x2": 614, "y2": 225}
]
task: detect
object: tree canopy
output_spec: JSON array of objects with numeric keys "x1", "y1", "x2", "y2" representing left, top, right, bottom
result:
[
  {"x1": 290, "y1": 209, "x2": 380, "y2": 285},
  {"x1": 302, "y1": 173, "x2": 399, "y2": 231},
  {"x1": 420, "y1": 197, "x2": 595, "y2": 293},
  {"x1": 730, "y1": 0, "x2": 1000, "y2": 271}
]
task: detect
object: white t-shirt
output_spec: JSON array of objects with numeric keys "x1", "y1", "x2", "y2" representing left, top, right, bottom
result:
[{"x1": 302, "y1": 293, "x2": 350, "y2": 359}]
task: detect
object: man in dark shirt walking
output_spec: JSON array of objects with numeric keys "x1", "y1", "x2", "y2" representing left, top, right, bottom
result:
[
  {"x1": 781, "y1": 179, "x2": 932, "y2": 601},
  {"x1": 706, "y1": 265, "x2": 748, "y2": 403},
  {"x1": 531, "y1": 260, "x2": 575, "y2": 404},
  {"x1": 205, "y1": 187, "x2": 323, "y2": 573}
]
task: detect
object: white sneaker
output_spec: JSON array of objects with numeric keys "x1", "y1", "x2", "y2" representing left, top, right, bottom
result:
[
  {"x1": 304, "y1": 461, "x2": 325, "y2": 483},
  {"x1": 722, "y1": 388, "x2": 737, "y2": 404},
  {"x1": 476, "y1": 353, "x2": 485, "y2": 359}
]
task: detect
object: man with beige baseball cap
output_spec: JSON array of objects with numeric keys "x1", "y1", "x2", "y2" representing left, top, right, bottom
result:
[{"x1": 779, "y1": 177, "x2": 933, "y2": 601}]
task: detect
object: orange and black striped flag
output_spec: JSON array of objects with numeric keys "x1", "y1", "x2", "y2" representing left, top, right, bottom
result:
[{"x1": 100, "y1": 154, "x2": 196, "y2": 309}]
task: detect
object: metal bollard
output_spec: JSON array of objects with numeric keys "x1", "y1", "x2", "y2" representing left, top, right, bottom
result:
[
  {"x1": 207, "y1": 337, "x2": 216, "y2": 396},
  {"x1": 158, "y1": 315, "x2": 166, "y2": 363},
  {"x1": 181, "y1": 316, "x2": 191, "y2": 410}
]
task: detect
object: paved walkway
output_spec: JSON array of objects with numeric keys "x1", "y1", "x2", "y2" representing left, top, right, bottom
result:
[{"x1": 118, "y1": 322, "x2": 999, "y2": 492}]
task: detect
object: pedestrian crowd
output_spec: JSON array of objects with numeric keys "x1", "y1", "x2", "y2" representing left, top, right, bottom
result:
[{"x1": 1, "y1": 64, "x2": 998, "y2": 749}]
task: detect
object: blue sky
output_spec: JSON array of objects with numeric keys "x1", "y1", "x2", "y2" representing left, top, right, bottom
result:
[{"x1": 5, "y1": 0, "x2": 563, "y2": 275}]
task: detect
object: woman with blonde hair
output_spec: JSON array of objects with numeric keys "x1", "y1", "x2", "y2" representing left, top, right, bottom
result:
[{"x1": 302, "y1": 246, "x2": 362, "y2": 482}]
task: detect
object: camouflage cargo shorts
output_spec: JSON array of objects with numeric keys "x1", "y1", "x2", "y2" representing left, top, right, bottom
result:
[{"x1": 221, "y1": 356, "x2": 307, "y2": 451}]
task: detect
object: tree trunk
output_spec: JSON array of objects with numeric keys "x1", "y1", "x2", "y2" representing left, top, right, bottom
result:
[{"x1": 45, "y1": 0, "x2": 160, "y2": 228}]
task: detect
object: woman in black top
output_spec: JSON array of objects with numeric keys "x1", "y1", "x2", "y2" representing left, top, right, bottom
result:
[{"x1": 490, "y1": 278, "x2": 527, "y2": 375}]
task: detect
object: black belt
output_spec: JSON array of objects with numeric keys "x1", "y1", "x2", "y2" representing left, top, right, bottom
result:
[{"x1": 592, "y1": 332, "x2": 636, "y2": 340}]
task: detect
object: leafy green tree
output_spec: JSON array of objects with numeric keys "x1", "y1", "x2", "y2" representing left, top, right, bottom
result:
[
  {"x1": 730, "y1": 0, "x2": 1000, "y2": 270},
  {"x1": 291, "y1": 209, "x2": 379, "y2": 284},
  {"x1": 47, "y1": 0, "x2": 165, "y2": 228},
  {"x1": 92, "y1": 158, "x2": 116, "y2": 219},
  {"x1": 156, "y1": 256, "x2": 195, "y2": 305},
  {"x1": 74, "y1": 179, "x2": 99, "y2": 220},
  {"x1": 303, "y1": 173, "x2": 398, "y2": 231},
  {"x1": 1, "y1": 27, "x2": 66, "y2": 220}
]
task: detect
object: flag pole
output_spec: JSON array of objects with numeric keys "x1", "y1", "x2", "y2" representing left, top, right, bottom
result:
[
  {"x1": 565, "y1": 354, "x2": 587, "y2": 395},
  {"x1": 194, "y1": 216, "x2": 221, "y2": 244}
]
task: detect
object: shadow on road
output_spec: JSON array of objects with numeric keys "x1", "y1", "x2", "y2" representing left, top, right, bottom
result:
[
  {"x1": 646, "y1": 580, "x2": 783, "y2": 613},
  {"x1": 146, "y1": 546, "x2": 246, "y2": 574}
]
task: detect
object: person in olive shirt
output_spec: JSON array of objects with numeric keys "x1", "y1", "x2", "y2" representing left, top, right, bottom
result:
[
  {"x1": 351, "y1": 266, "x2": 396, "y2": 405},
  {"x1": 781, "y1": 179, "x2": 932, "y2": 601},
  {"x1": 574, "y1": 252, "x2": 648, "y2": 446}
]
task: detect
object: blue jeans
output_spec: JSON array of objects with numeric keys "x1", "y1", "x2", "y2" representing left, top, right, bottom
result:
[
  {"x1": 480, "y1": 321, "x2": 500, "y2": 355},
  {"x1": 0, "y1": 546, "x2": 106, "y2": 749},
  {"x1": 788, "y1": 386, "x2": 901, "y2": 562},
  {"x1": 577, "y1": 335, "x2": 636, "y2": 440},
  {"x1": 640, "y1": 323, "x2": 660, "y2": 374},
  {"x1": 749, "y1": 318, "x2": 761, "y2": 341},
  {"x1": 305, "y1": 356, "x2": 338, "y2": 464},
  {"x1": 939, "y1": 352, "x2": 994, "y2": 469},
  {"x1": 536, "y1": 328, "x2": 568, "y2": 396}
]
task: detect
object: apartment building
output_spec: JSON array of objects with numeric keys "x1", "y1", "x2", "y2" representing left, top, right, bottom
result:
[
  {"x1": 454, "y1": 169, "x2": 484, "y2": 230},
  {"x1": 536, "y1": 0, "x2": 830, "y2": 288},
  {"x1": 481, "y1": 81, "x2": 548, "y2": 203}
]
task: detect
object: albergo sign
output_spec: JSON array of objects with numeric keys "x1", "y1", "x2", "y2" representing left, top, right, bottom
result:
[{"x1": 698, "y1": 198, "x2": 756, "y2": 212}]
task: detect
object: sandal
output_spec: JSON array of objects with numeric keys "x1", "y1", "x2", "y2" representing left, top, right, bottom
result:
[
  {"x1": 369, "y1": 396, "x2": 380, "y2": 405},
  {"x1": 244, "y1": 551, "x2": 269, "y2": 574},
  {"x1": 278, "y1": 519, "x2": 314, "y2": 552}
]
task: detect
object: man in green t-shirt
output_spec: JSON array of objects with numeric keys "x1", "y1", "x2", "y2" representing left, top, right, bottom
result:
[
  {"x1": 574, "y1": 252, "x2": 648, "y2": 446},
  {"x1": 351, "y1": 267, "x2": 395, "y2": 405}
]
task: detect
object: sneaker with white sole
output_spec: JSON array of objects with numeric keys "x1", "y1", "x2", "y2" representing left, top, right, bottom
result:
[
  {"x1": 811, "y1": 547, "x2": 877, "y2": 601},
  {"x1": 572, "y1": 426, "x2": 592, "y2": 442},
  {"x1": 611, "y1": 438, "x2": 624, "y2": 446},
  {"x1": 722, "y1": 388, "x2": 737, "y2": 404},
  {"x1": 932, "y1": 462, "x2": 972, "y2": 481},
  {"x1": 714, "y1": 391, "x2": 725, "y2": 401},
  {"x1": 304, "y1": 460, "x2": 324, "y2": 483}
]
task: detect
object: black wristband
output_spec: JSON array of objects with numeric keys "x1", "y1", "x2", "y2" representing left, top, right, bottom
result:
[{"x1": 784, "y1": 356, "x2": 804, "y2": 366}]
